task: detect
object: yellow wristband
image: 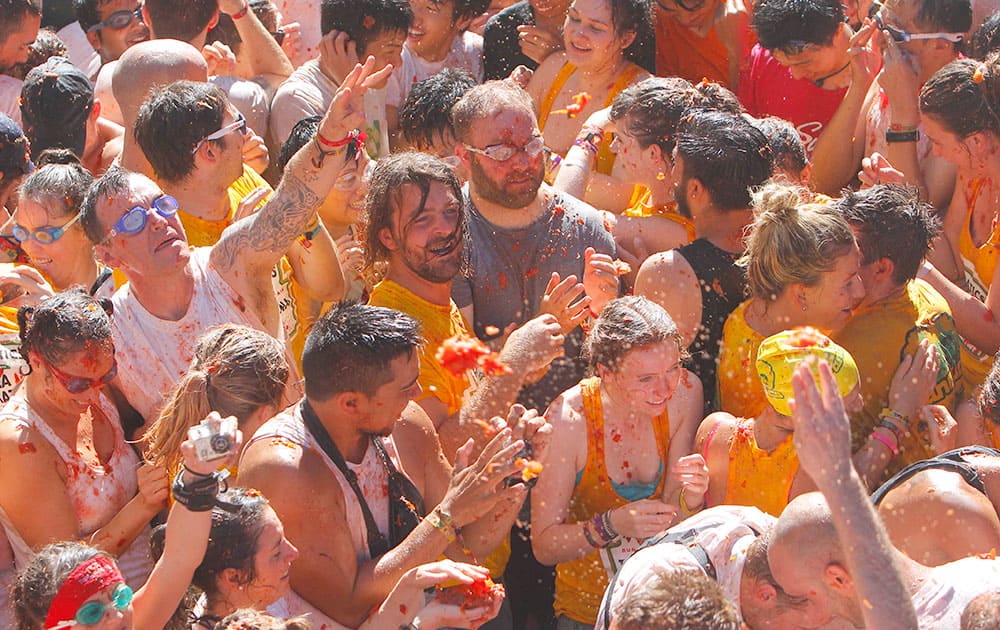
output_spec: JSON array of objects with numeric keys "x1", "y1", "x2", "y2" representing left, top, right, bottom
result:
[{"x1": 426, "y1": 506, "x2": 456, "y2": 543}]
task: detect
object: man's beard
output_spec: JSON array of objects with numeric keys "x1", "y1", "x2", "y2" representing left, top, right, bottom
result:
[{"x1": 468, "y1": 155, "x2": 545, "y2": 209}]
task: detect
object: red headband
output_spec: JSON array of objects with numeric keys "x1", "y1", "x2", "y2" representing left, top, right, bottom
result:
[{"x1": 45, "y1": 556, "x2": 124, "y2": 629}]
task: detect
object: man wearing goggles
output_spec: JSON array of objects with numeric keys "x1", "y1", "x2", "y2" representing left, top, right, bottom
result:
[
  {"x1": 78, "y1": 1, "x2": 149, "y2": 64},
  {"x1": 806, "y1": 0, "x2": 970, "y2": 211},
  {"x1": 739, "y1": 0, "x2": 855, "y2": 157},
  {"x1": 78, "y1": 59, "x2": 391, "y2": 424}
]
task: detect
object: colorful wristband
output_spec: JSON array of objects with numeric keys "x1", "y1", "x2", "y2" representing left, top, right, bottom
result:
[
  {"x1": 870, "y1": 428, "x2": 899, "y2": 456},
  {"x1": 230, "y1": 0, "x2": 249, "y2": 19}
]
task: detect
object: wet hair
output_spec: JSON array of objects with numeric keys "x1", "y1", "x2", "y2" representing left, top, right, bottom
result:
[
  {"x1": 144, "y1": 324, "x2": 289, "y2": 473},
  {"x1": 901, "y1": 0, "x2": 972, "y2": 41},
  {"x1": 133, "y1": 80, "x2": 229, "y2": 183},
  {"x1": 605, "y1": 0, "x2": 655, "y2": 71},
  {"x1": 834, "y1": 184, "x2": 941, "y2": 285},
  {"x1": 319, "y1": 0, "x2": 412, "y2": 56},
  {"x1": 962, "y1": 589, "x2": 1000, "y2": 630},
  {"x1": 612, "y1": 570, "x2": 741, "y2": 630},
  {"x1": 207, "y1": 12, "x2": 242, "y2": 57},
  {"x1": 692, "y1": 79, "x2": 744, "y2": 115},
  {"x1": 609, "y1": 76, "x2": 700, "y2": 158},
  {"x1": 434, "y1": 0, "x2": 491, "y2": 26},
  {"x1": 80, "y1": 165, "x2": 132, "y2": 244},
  {"x1": 364, "y1": 151, "x2": 466, "y2": 269},
  {"x1": 151, "y1": 488, "x2": 270, "y2": 605},
  {"x1": 741, "y1": 182, "x2": 856, "y2": 301},
  {"x1": 144, "y1": 0, "x2": 218, "y2": 42},
  {"x1": 72, "y1": 0, "x2": 103, "y2": 33},
  {"x1": 399, "y1": 68, "x2": 477, "y2": 150},
  {"x1": 753, "y1": 116, "x2": 808, "y2": 179},
  {"x1": 0, "y1": 0, "x2": 40, "y2": 46},
  {"x1": 674, "y1": 110, "x2": 773, "y2": 211},
  {"x1": 978, "y1": 353, "x2": 1000, "y2": 427},
  {"x1": 970, "y1": 11, "x2": 1000, "y2": 59},
  {"x1": 301, "y1": 302, "x2": 423, "y2": 401},
  {"x1": 215, "y1": 609, "x2": 312, "y2": 630},
  {"x1": 13, "y1": 541, "x2": 106, "y2": 630},
  {"x1": 751, "y1": 0, "x2": 845, "y2": 52},
  {"x1": 584, "y1": 295, "x2": 686, "y2": 372},
  {"x1": 278, "y1": 115, "x2": 321, "y2": 173},
  {"x1": 18, "y1": 149, "x2": 93, "y2": 221},
  {"x1": 17, "y1": 287, "x2": 113, "y2": 368},
  {"x1": 10, "y1": 28, "x2": 67, "y2": 80},
  {"x1": 920, "y1": 56, "x2": 1000, "y2": 138},
  {"x1": 451, "y1": 80, "x2": 535, "y2": 143}
]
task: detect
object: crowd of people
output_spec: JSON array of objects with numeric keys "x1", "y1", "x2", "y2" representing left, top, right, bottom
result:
[{"x1": 1, "y1": 0, "x2": 1000, "y2": 628}]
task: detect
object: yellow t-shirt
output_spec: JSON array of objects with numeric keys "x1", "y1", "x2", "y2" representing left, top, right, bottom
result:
[
  {"x1": 367, "y1": 280, "x2": 475, "y2": 418},
  {"x1": 174, "y1": 165, "x2": 313, "y2": 365},
  {"x1": 834, "y1": 279, "x2": 965, "y2": 476},
  {"x1": 716, "y1": 300, "x2": 767, "y2": 418}
]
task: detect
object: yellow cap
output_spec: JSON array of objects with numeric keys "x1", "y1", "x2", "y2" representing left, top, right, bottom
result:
[{"x1": 755, "y1": 327, "x2": 859, "y2": 416}]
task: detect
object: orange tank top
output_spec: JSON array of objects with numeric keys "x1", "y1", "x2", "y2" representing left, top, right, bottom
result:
[
  {"x1": 957, "y1": 177, "x2": 1000, "y2": 386},
  {"x1": 716, "y1": 300, "x2": 767, "y2": 418},
  {"x1": 655, "y1": 11, "x2": 729, "y2": 86},
  {"x1": 538, "y1": 62, "x2": 643, "y2": 175},
  {"x1": 554, "y1": 376, "x2": 672, "y2": 624},
  {"x1": 723, "y1": 418, "x2": 798, "y2": 517}
]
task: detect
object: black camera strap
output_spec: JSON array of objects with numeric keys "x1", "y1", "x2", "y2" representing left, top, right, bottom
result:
[{"x1": 300, "y1": 399, "x2": 390, "y2": 558}]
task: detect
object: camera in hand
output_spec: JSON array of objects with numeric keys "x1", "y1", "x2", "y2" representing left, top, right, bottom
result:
[{"x1": 188, "y1": 415, "x2": 238, "y2": 462}]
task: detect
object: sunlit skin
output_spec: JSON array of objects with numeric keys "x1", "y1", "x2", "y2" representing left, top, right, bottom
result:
[
  {"x1": 463, "y1": 108, "x2": 547, "y2": 211},
  {"x1": 30, "y1": 344, "x2": 117, "y2": 415},
  {"x1": 13, "y1": 197, "x2": 101, "y2": 292},
  {"x1": 0, "y1": 13, "x2": 40, "y2": 72},
  {"x1": 361, "y1": 30, "x2": 407, "y2": 89},
  {"x1": 204, "y1": 506, "x2": 301, "y2": 618},
  {"x1": 85, "y1": 0, "x2": 150, "y2": 64},
  {"x1": 318, "y1": 150, "x2": 372, "y2": 229},
  {"x1": 408, "y1": 0, "x2": 468, "y2": 62}
]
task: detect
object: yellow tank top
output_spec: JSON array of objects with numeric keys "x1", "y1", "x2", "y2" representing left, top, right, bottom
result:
[
  {"x1": 957, "y1": 177, "x2": 999, "y2": 387},
  {"x1": 623, "y1": 187, "x2": 697, "y2": 242},
  {"x1": 716, "y1": 300, "x2": 767, "y2": 418},
  {"x1": 538, "y1": 62, "x2": 643, "y2": 176},
  {"x1": 724, "y1": 418, "x2": 798, "y2": 517},
  {"x1": 555, "y1": 376, "x2": 672, "y2": 624}
]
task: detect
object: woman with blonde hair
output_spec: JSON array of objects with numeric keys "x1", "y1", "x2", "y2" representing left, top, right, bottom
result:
[
  {"x1": 144, "y1": 324, "x2": 290, "y2": 479},
  {"x1": 716, "y1": 183, "x2": 865, "y2": 418}
]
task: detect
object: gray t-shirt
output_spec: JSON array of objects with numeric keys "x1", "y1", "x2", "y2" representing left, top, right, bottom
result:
[{"x1": 452, "y1": 189, "x2": 616, "y2": 412}]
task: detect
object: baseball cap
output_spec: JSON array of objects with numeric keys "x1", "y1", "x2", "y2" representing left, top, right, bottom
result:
[{"x1": 20, "y1": 57, "x2": 94, "y2": 161}]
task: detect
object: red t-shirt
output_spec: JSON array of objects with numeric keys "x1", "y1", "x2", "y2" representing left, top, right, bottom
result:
[{"x1": 737, "y1": 44, "x2": 847, "y2": 156}]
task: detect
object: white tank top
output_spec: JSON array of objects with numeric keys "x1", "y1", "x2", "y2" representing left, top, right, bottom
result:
[{"x1": 0, "y1": 393, "x2": 152, "y2": 586}]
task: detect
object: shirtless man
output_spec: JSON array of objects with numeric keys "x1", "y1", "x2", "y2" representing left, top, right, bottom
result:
[
  {"x1": 809, "y1": 0, "x2": 970, "y2": 208},
  {"x1": 768, "y1": 361, "x2": 1000, "y2": 629},
  {"x1": 78, "y1": 59, "x2": 388, "y2": 424},
  {"x1": 634, "y1": 110, "x2": 773, "y2": 414},
  {"x1": 365, "y1": 151, "x2": 571, "y2": 459},
  {"x1": 238, "y1": 302, "x2": 543, "y2": 627}
]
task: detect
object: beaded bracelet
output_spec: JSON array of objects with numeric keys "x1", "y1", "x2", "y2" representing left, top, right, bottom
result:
[{"x1": 582, "y1": 521, "x2": 602, "y2": 548}]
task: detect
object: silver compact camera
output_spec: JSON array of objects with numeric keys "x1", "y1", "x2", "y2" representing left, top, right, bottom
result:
[{"x1": 187, "y1": 415, "x2": 238, "y2": 462}]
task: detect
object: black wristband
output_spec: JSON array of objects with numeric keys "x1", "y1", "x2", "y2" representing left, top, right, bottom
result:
[
  {"x1": 885, "y1": 129, "x2": 919, "y2": 143},
  {"x1": 172, "y1": 469, "x2": 224, "y2": 512}
]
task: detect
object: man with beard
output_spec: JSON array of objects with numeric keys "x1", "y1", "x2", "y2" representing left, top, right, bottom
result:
[
  {"x1": 635, "y1": 110, "x2": 773, "y2": 414},
  {"x1": 449, "y1": 79, "x2": 618, "y2": 628},
  {"x1": 366, "y1": 151, "x2": 568, "y2": 461}
]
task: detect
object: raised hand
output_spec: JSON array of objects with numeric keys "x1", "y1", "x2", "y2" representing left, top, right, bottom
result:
[
  {"x1": 789, "y1": 360, "x2": 855, "y2": 486},
  {"x1": 608, "y1": 499, "x2": 678, "y2": 539}
]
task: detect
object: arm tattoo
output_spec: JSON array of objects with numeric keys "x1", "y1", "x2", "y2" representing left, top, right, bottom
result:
[{"x1": 213, "y1": 174, "x2": 322, "y2": 273}]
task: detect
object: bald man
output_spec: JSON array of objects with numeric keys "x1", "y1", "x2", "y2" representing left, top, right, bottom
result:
[
  {"x1": 110, "y1": 39, "x2": 209, "y2": 176},
  {"x1": 767, "y1": 363, "x2": 1000, "y2": 629},
  {"x1": 873, "y1": 446, "x2": 1000, "y2": 567}
]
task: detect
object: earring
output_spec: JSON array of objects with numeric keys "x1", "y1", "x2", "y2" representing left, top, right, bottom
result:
[{"x1": 656, "y1": 171, "x2": 667, "y2": 181}]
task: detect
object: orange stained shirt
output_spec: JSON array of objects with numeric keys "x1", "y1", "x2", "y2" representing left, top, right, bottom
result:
[
  {"x1": 716, "y1": 300, "x2": 767, "y2": 419},
  {"x1": 957, "y1": 177, "x2": 1000, "y2": 387},
  {"x1": 555, "y1": 376, "x2": 673, "y2": 625},
  {"x1": 709, "y1": 417, "x2": 798, "y2": 517},
  {"x1": 655, "y1": 8, "x2": 729, "y2": 86}
]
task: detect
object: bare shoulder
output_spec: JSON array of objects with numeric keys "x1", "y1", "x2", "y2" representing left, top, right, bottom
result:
[
  {"x1": 635, "y1": 250, "x2": 698, "y2": 299},
  {"x1": 545, "y1": 385, "x2": 586, "y2": 432},
  {"x1": 238, "y1": 434, "x2": 338, "y2": 510},
  {"x1": 0, "y1": 419, "x2": 58, "y2": 473},
  {"x1": 527, "y1": 51, "x2": 569, "y2": 101},
  {"x1": 694, "y1": 411, "x2": 739, "y2": 454},
  {"x1": 669, "y1": 370, "x2": 704, "y2": 425}
]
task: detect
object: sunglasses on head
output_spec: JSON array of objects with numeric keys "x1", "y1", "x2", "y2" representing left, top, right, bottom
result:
[
  {"x1": 86, "y1": 7, "x2": 143, "y2": 33},
  {"x1": 50, "y1": 583, "x2": 133, "y2": 628},
  {"x1": 464, "y1": 136, "x2": 546, "y2": 162},
  {"x1": 873, "y1": 11, "x2": 965, "y2": 43},
  {"x1": 12, "y1": 213, "x2": 81, "y2": 245},
  {"x1": 99, "y1": 194, "x2": 180, "y2": 244},
  {"x1": 192, "y1": 113, "x2": 249, "y2": 154}
]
